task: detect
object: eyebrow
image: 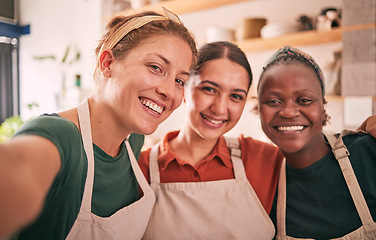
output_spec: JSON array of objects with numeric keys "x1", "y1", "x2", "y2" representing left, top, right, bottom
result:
[
  {"x1": 200, "y1": 80, "x2": 248, "y2": 95},
  {"x1": 151, "y1": 53, "x2": 190, "y2": 77}
]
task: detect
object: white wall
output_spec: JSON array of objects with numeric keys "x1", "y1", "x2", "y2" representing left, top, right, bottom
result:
[
  {"x1": 145, "y1": 0, "x2": 345, "y2": 147},
  {"x1": 17, "y1": 0, "x2": 348, "y2": 147},
  {"x1": 19, "y1": 0, "x2": 102, "y2": 119}
]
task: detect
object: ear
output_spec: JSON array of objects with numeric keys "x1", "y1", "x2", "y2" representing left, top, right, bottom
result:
[
  {"x1": 99, "y1": 50, "x2": 113, "y2": 78},
  {"x1": 321, "y1": 105, "x2": 327, "y2": 126}
]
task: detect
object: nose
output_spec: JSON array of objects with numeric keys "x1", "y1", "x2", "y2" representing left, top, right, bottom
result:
[
  {"x1": 156, "y1": 76, "x2": 176, "y2": 100},
  {"x1": 210, "y1": 95, "x2": 227, "y2": 115},
  {"x1": 279, "y1": 102, "x2": 299, "y2": 118}
]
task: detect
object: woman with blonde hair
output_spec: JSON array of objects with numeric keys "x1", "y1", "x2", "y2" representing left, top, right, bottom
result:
[{"x1": 0, "y1": 8, "x2": 197, "y2": 240}]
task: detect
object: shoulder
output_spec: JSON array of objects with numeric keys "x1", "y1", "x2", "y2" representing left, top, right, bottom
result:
[
  {"x1": 238, "y1": 134, "x2": 280, "y2": 152},
  {"x1": 238, "y1": 134, "x2": 284, "y2": 165},
  {"x1": 14, "y1": 114, "x2": 85, "y2": 175},
  {"x1": 15, "y1": 114, "x2": 80, "y2": 140},
  {"x1": 15, "y1": 114, "x2": 82, "y2": 151},
  {"x1": 343, "y1": 132, "x2": 376, "y2": 152}
]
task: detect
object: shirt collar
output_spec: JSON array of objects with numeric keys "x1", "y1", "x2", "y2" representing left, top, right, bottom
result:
[{"x1": 158, "y1": 131, "x2": 233, "y2": 170}]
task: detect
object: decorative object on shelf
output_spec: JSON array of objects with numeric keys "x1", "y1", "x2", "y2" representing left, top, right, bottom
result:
[
  {"x1": 75, "y1": 74, "x2": 81, "y2": 88},
  {"x1": 316, "y1": 7, "x2": 341, "y2": 31},
  {"x1": 236, "y1": 17, "x2": 267, "y2": 41},
  {"x1": 206, "y1": 26, "x2": 235, "y2": 43},
  {"x1": 260, "y1": 22, "x2": 301, "y2": 39},
  {"x1": 322, "y1": 48, "x2": 342, "y2": 96},
  {"x1": 297, "y1": 15, "x2": 313, "y2": 31}
]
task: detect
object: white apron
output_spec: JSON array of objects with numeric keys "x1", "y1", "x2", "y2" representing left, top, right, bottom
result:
[
  {"x1": 276, "y1": 131, "x2": 376, "y2": 240},
  {"x1": 65, "y1": 99, "x2": 155, "y2": 240},
  {"x1": 143, "y1": 137, "x2": 275, "y2": 240}
]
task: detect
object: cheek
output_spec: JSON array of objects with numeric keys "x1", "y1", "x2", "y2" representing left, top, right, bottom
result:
[
  {"x1": 171, "y1": 88, "x2": 185, "y2": 110},
  {"x1": 190, "y1": 91, "x2": 208, "y2": 110},
  {"x1": 259, "y1": 106, "x2": 272, "y2": 122},
  {"x1": 305, "y1": 105, "x2": 325, "y2": 126},
  {"x1": 230, "y1": 103, "x2": 246, "y2": 121}
]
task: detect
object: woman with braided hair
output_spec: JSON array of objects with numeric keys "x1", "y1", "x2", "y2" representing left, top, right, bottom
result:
[{"x1": 257, "y1": 46, "x2": 376, "y2": 239}]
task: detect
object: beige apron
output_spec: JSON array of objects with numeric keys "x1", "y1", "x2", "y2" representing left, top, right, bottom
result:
[
  {"x1": 65, "y1": 99, "x2": 155, "y2": 240},
  {"x1": 276, "y1": 131, "x2": 376, "y2": 240},
  {"x1": 143, "y1": 137, "x2": 275, "y2": 240}
]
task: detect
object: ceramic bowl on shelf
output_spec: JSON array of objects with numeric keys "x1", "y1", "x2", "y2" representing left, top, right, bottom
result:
[
  {"x1": 260, "y1": 23, "x2": 301, "y2": 39},
  {"x1": 206, "y1": 27, "x2": 235, "y2": 43}
]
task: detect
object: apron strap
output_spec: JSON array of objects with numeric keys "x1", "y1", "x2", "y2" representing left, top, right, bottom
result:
[
  {"x1": 77, "y1": 98, "x2": 95, "y2": 213},
  {"x1": 224, "y1": 137, "x2": 246, "y2": 180},
  {"x1": 276, "y1": 158, "x2": 287, "y2": 238},
  {"x1": 125, "y1": 140, "x2": 153, "y2": 194},
  {"x1": 323, "y1": 130, "x2": 374, "y2": 228},
  {"x1": 149, "y1": 143, "x2": 161, "y2": 184}
]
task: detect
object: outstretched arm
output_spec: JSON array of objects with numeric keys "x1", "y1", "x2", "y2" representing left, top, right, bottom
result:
[
  {"x1": 357, "y1": 115, "x2": 376, "y2": 137},
  {"x1": 0, "y1": 135, "x2": 61, "y2": 238}
]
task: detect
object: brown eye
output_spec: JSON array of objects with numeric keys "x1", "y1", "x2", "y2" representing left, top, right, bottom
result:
[{"x1": 231, "y1": 93, "x2": 244, "y2": 101}]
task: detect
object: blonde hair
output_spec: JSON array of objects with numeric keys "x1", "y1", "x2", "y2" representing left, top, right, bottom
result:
[{"x1": 93, "y1": 11, "x2": 197, "y2": 82}]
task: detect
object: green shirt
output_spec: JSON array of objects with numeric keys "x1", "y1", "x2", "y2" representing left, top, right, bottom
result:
[
  {"x1": 11, "y1": 114, "x2": 144, "y2": 240},
  {"x1": 270, "y1": 133, "x2": 376, "y2": 239}
]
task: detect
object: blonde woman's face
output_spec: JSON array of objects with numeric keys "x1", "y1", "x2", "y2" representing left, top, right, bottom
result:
[{"x1": 101, "y1": 34, "x2": 193, "y2": 135}]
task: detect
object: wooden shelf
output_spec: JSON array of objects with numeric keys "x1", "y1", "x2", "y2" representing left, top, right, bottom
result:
[
  {"x1": 236, "y1": 23, "x2": 376, "y2": 52},
  {"x1": 112, "y1": 0, "x2": 375, "y2": 53},
  {"x1": 114, "y1": 0, "x2": 252, "y2": 16}
]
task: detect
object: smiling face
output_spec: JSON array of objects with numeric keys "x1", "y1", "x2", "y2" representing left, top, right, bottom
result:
[
  {"x1": 100, "y1": 34, "x2": 193, "y2": 135},
  {"x1": 258, "y1": 62, "x2": 327, "y2": 156},
  {"x1": 184, "y1": 58, "x2": 249, "y2": 140}
]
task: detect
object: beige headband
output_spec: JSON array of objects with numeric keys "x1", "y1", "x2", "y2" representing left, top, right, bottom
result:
[{"x1": 98, "y1": 7, "x2": 181, "y2": 60}]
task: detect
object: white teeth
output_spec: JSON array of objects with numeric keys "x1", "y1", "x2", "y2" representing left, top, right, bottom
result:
[
  {"x1": 278, "y1": 126, "x2": 304, "y2": 131},
  {"x1": 203, "y1": 115, "x2": 224, "y2": 124},
  {"x1": 141, "y1": 99, "x2": 163, "y2": 114}
]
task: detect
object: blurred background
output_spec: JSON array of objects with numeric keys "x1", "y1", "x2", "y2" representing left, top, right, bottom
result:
[{"x1": 0, "y1": 0, "x2": 375, "y2": 146}]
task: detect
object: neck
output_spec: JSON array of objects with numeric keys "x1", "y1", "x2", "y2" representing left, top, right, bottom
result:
[
  {"x1": 86, "y1": 96, "x2": 131, "y2": 157},
  {"x1": 284, "y1": 133, "x2": 331, "y2": 169},
  {"x1": 170, "y1": 124, "x2": 219, "y2": 166}
]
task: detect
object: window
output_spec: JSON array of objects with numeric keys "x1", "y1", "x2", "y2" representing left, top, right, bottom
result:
[{"x1": 0, "y1": 36, "x2": 19, "y2": 123}]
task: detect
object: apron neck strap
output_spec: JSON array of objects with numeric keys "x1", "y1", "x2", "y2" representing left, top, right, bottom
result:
[
  {"x1": 125, "y1": 141, "x2": 154, "y2": 193},
  {"x1": 276, "y1": 158, "x2": 287, "y2": 237},
  {"x1": 77, "y1": 98, "x2": 95, "y2": 213},
  {"x1": 149, "y1": 143, "x2": 161, "y2": 184},
  {"x1": 323, "y1": 130, "x2": 374, "y2": 227},
  {"x1": 224, "y1": 137, "x2": 246, "y2": 180}
]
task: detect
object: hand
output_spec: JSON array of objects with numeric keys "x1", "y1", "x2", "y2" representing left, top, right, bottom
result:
[{"x1": 357, "y1": 115, "x2": 376, "y2": 137}]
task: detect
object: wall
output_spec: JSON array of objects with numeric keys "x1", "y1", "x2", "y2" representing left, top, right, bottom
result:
[
  {"x1": 17, "y1": 0, "x2": 367, "y2": 147},
  {"x1": 144, "y1": 0, "x2": 346, "y2": 147},
  {"x1": 19, "y1": 0, "x2": 102, "y2": 119}
]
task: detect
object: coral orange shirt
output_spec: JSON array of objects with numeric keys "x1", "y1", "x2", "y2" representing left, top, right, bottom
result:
[{"x1": 138, "y1": 131, "x2": 284, "y2": 214}]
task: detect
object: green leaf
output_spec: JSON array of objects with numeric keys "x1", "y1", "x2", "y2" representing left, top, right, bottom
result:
[
  {"x1": 33, "y1": 56, "x2": 56, "y2": 61},
  {"x1": 0, "y1": 116, "x2": 24, "y2": 143},
  {"x1": 61, "y1": 46, "x2": 71, "y2": 63}
]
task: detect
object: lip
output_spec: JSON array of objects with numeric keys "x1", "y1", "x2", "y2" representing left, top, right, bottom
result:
[
  {"x1": 200, "y1": 113, "x2": 228, "y2": 128},
  {"x1": 139, "y1": 97, "x2": 165, "y2": 116}
]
